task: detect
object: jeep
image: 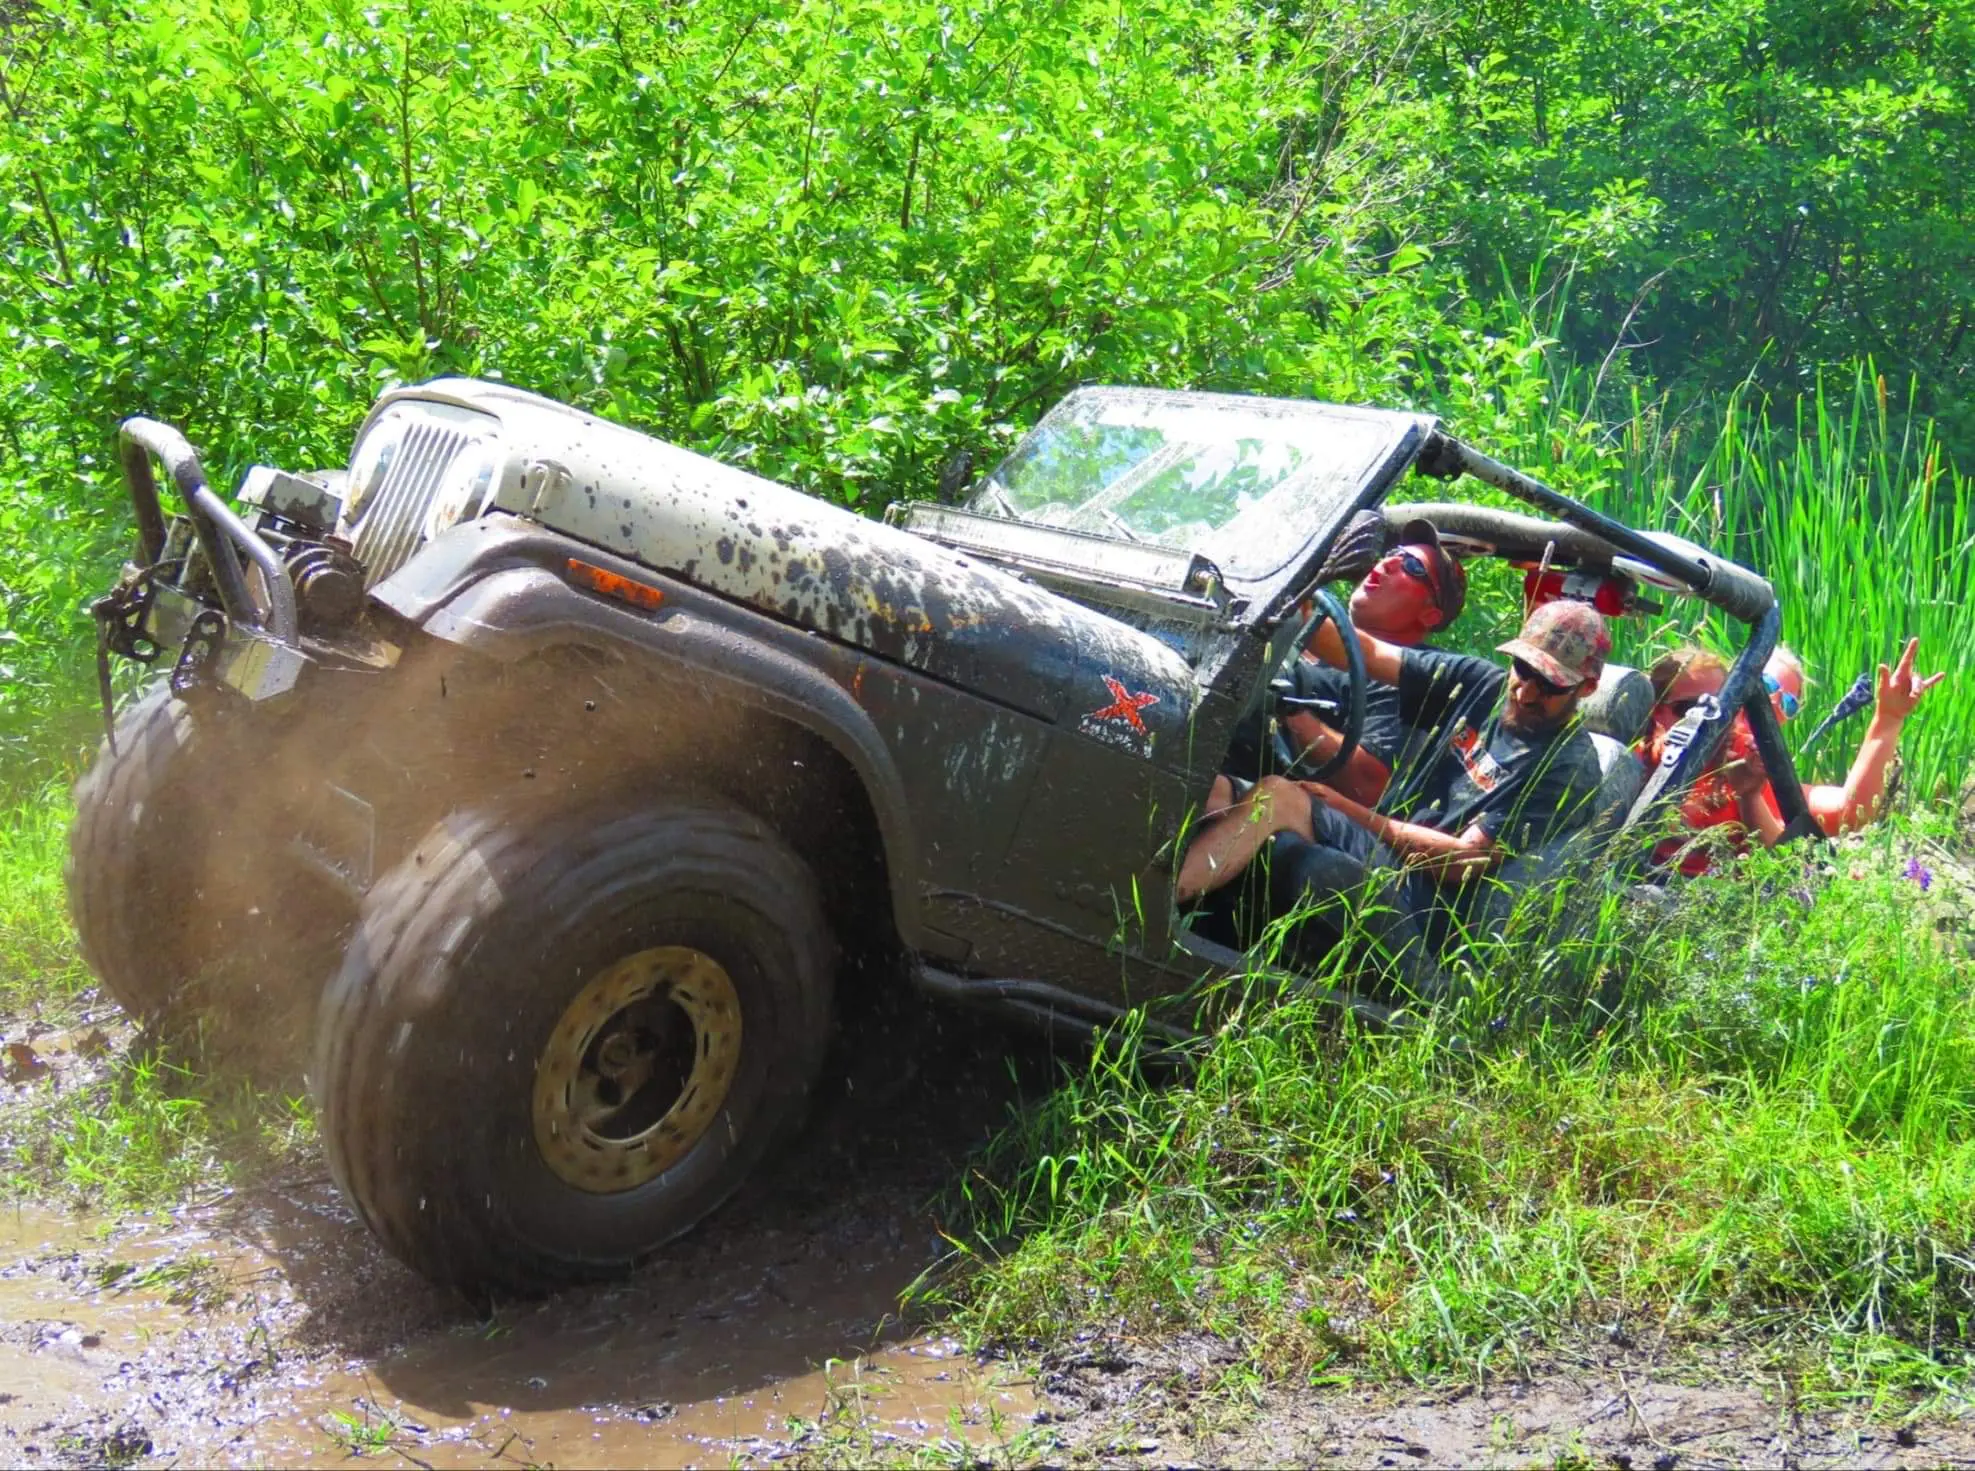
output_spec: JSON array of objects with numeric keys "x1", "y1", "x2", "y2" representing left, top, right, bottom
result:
[{"x1": 69, "y1": 380, "x2": 1816, "y2": 1294}]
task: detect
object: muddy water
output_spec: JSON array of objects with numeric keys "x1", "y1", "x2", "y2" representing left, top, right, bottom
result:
[
  {"x1": 254, "y1": 1331, "x2": 1033, "y2": 1468},
  {"x1": 2, "y1": 1189, "x2": 1036, "y2": 1469},
  {"x1": 224, "y1": 1217, "x2": 1035, "y2": 1469},
  {"x1": 0, "y1": 1016, "x2": 1052, "y2": 1468}
]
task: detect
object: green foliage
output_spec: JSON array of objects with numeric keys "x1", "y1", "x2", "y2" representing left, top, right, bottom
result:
[
  {"x1": 1, "y1": 0, "x2": 1971, "y2": 800},
  {"x1": 941, "y1": 827, "x2": 1975, "y2": 1396},
  {"x1": 1419, "y1": 0, "x2": 1975, "y2": 431},
  {"x1": 0, "y1": 0, "x2": 1469, "y2": 762},
  {"x1": 0, "y1": 786, "x2": 91, "y2": 1010}
]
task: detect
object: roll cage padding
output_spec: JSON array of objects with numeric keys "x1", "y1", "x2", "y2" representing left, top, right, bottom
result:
[
  {"x1": 372, "y1": 526, "x2": 928, "y2": 949},
  {"x1": 1390, "y1": 458, "x2": 1777, "y2": 623}
]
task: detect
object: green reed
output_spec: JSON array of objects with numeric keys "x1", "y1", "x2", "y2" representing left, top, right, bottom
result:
[
  {"x1": 1582, "y1": 367, "x2": 1974, "y2": 798},
  {"x1": 942, "y1": 824, "x2": 1975, "y2": 1399}
]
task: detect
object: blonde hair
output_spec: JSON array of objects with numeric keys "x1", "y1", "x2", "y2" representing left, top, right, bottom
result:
[{"x1": 1647, "y1": 643, "x2": 1729, "y2": 703}]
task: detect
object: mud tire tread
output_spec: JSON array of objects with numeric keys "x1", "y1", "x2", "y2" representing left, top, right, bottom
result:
[
  {"x1": 315, "y1": 799, "x2": 834, "y2": 1297},
  {"x1": 66, "y1": 683, "x2": 213, "y2": 1019}
]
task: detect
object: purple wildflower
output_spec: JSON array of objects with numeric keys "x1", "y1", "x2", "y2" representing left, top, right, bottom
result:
[{"x1": 1903, "y1": 856, "x2": 1934, "y2": 892}]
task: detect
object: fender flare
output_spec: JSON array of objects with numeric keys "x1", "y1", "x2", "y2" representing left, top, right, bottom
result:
[{"x1": 372, "y1": 534, "x2": 927, "y2": 949}]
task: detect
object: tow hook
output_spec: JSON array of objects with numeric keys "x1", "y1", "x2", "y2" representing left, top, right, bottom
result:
[{"x1": 89, "y1": 567, "x2": 163, "y2": 753}]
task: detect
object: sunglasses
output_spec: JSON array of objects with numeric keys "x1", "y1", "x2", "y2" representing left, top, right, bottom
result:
[
  {"x1": 1389, "y1": 548, "x2": 1455, "y2": 612},
  {"x1": 1762, "y1": 672, "x2": 1801, "y2": 719},
  {"x1": 1512, "y1": 657, "x2": 1573, "y2": 697}
]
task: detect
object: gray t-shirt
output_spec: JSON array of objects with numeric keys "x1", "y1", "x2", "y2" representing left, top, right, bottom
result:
[
  {"x1": 1380, "y1": 648, "x2": 1604, "y2": 851},
  {"x1": 1287, "y1": 658, "x2": 1407, "y2": 769}
]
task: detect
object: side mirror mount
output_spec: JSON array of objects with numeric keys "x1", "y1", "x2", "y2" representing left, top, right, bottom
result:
[{"x1": 938, "y1": 449, "x2": 975, "y2": 501}]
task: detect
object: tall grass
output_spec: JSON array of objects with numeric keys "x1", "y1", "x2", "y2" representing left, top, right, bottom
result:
[
  {"x1": 941, "y1": 824, "x2": 1975, "y2": 1398},
  {"x1": 0, "y1": 786, "x2": 90, "y2": 1012},
  {"x1": 1594, "y1": 369, "x2": 1975, "y2": 798}
]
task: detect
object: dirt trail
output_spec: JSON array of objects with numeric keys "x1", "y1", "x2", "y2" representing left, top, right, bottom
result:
[{"x1": 8, "y1": 1003, "x2": 1975, "y2": 1470}]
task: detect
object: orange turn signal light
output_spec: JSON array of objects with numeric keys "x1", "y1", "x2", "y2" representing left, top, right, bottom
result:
[{"x1": 566, "y1": 558, "x2": 664, "y2": 611}]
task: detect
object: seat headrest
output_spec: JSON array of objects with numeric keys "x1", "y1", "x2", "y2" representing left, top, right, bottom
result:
[{"x1": 1578, "y1": 663, "x2": 1653, "y2": 745}]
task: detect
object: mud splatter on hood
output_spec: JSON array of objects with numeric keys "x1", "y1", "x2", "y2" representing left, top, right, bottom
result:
[{"x1": 424, "y1": 381, "x2": 1200, "y2": 732}]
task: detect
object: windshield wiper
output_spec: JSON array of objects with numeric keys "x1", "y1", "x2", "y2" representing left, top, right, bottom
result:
[{"x1": 1102, "y1": 509, "x2": 1146, "y2": 543}]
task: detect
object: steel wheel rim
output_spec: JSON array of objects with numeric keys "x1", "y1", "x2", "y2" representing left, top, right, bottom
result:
[{"x1": 532, "y1": 945, "x2": 743, "y2": 1193}]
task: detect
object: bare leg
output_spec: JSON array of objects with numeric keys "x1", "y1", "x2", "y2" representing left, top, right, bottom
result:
[{"x1": 1176, "y1": 776, "x2": 1317, "y2": 902}]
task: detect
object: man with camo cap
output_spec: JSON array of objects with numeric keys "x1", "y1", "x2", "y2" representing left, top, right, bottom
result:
[{"x1": 1177, "y1": 598, "x2": 1610, "y2": 999}]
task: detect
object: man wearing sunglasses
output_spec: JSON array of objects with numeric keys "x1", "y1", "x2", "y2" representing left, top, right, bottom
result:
[
  {"x1": 1178, "y1": 599, "x2": 1609, "y2": 998},
  {"x1": 1271, "y1": 519, "x2": 1468, "y2": 804}
]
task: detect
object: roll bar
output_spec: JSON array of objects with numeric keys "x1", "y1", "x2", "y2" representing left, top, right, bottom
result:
[{"x1": 1417, "y1": 433, "x2": 1775, "y2": 623}]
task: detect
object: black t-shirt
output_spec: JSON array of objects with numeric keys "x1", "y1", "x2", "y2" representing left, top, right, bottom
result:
[
  {"x1": 1287, "y1": 659, "x2": 1407, "y2": 769},
  {"x1": 1379, "y1": 647, "x2": 1604, "y2": 851},
  {"x1": 1221, "y1": 655, "x2": 1409, "y2": 782}
]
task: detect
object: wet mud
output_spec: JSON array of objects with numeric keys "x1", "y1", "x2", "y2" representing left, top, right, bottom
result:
[
  {"x1": 0, "y1": 1002, "x2": 1053, "y2": 1469},
  {"x1": 1040, "y1": 1333, "x2": 1975, "y2": 1468},
  {"x1": 9, "y1": 999, "x2": 1975, "y2": 1469}
]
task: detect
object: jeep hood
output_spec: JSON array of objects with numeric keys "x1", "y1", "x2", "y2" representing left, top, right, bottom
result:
[{"x1": 378, "y1": 380, "x2": 1195, "y2": 741}]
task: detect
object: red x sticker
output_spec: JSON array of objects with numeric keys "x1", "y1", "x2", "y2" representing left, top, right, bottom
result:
[
  {"x1": 1087, "y1": 676, "x2": 1158, "y2": 731},
  {"x1": 1079, "y1": 675, "x2": 1160, "y2": 756}
]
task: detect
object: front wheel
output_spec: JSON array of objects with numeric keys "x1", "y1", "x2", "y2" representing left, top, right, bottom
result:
[{"x1": 312, "y1": 799, "x2": 835, "y2": 1296}]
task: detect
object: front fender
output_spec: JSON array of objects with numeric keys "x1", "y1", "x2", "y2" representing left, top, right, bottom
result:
[{"x1": 371, "y1": 518, "x2": 928, "y2": 948}]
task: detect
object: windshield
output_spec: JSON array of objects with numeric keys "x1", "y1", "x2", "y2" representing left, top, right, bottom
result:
[{"x1": 970, "y1": 389, "x2": 1420, "y2": 583}]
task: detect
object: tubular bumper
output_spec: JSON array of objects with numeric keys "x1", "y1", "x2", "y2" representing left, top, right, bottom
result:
[{"x1": 118, "y1": 417, "x2": 299, "y2": 646}]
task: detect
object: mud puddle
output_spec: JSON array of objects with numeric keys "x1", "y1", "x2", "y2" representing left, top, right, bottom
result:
[{"x1": 0, "y1": 1006, "x2": 1058, "y2": 1468}]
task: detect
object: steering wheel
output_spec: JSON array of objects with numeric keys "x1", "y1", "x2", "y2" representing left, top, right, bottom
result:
[{"x1": 1264, "y1": 588, "x2": 1365, "y2": 784}]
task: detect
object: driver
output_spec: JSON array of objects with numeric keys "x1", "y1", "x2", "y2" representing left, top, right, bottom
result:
[
  {"x1": 1273, "y1": 519, "x2": 1467, "y2": 804},
  {"x1": 1177, "y1": 599, "x2": 1610, "y2": 997}
]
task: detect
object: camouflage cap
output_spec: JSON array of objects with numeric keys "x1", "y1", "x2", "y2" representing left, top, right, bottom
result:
[{"x1": 1498, "y1": 597, "x2": 1610, "y2": 688}]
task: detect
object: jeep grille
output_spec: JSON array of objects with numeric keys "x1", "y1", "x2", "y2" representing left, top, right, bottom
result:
[{"x1": 349, "y1": 421, "x2": 473, "y2": 586}]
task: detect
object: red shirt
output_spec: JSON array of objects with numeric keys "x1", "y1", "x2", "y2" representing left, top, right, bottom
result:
[{"x1": 1634, "y1": 707, "x2": 1759, "y2": 876}]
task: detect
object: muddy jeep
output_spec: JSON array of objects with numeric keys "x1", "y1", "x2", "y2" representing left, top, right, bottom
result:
[{"x1": 70, "y1": 380, "x2": 1816, "y2": 1295}]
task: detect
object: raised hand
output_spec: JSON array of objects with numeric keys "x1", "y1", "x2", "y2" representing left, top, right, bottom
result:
[{"x1": 1875, "y1": 637, "x2": 1947, "y2": 724}]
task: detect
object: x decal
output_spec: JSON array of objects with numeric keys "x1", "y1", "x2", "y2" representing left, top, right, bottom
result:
[{"x1": 1087, "y1": 676, "x2": 1159, "y2": 732}]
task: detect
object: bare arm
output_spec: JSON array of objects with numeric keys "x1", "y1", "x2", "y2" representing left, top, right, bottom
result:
[
  {"x1": 1815, "y1": 638, "x2": 1945, "y2": 835},
  {"x1": 1309, "y1": 619, "x2": 1405, "y2": 686},
  {"x1": 1280, "y1": 709, "x2": 1391, "y2": 805},
  {"x1": 1814, "y1": 712, "x2": 1904, "y2": 835},
  {"x1": 1726, "y1": 761, "x2": 1788, "y2": 846},
  {"x1": 1741, "y1": 782, "x2": 1788, "y2": 846},
  {"x1": 1302, "y1": 782, "x2": 1496, "y2": 883}
]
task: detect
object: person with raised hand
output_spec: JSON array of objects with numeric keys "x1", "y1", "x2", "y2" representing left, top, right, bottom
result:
[
  {"x1": 1749, "y1": 637, "x2": 1946, "y2": 840},
  {"x1": 1636, "y1": 638, "x2": 1946, "y2": 871}
]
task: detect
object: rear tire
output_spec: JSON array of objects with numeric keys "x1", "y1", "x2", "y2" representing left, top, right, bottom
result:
[{"x1": 313, "y1": 798, "x2": 835, "y2": 1296}]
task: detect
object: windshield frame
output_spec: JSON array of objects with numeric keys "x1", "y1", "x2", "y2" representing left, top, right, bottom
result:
[{"x1": 970, "y1": 386, "x2": 1434, "y2": 618}]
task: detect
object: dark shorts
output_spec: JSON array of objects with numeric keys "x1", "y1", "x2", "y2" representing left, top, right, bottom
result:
[
  {"x1": 1309, "y1": 797, "x2": 1381, "y2": 864},
  {"x1": 1285, "y1": 800, "x2": 1441, "y2": 936}
]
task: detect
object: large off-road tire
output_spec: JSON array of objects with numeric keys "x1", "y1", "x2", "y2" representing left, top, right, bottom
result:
[
  {"x1": 313, "y1": 799, "x2": 836, "y2": 1296},
  {"x1": 65, "y1": 682, "x2": 251, "y2": 1020}
]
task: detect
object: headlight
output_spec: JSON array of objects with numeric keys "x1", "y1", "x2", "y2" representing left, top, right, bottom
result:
[
  {"x1": 343, "y1": 414, "x2": 411, "y2": 527},
  {"x1": 423, "y1": 442, "x2": 502, "y2": 541}
]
